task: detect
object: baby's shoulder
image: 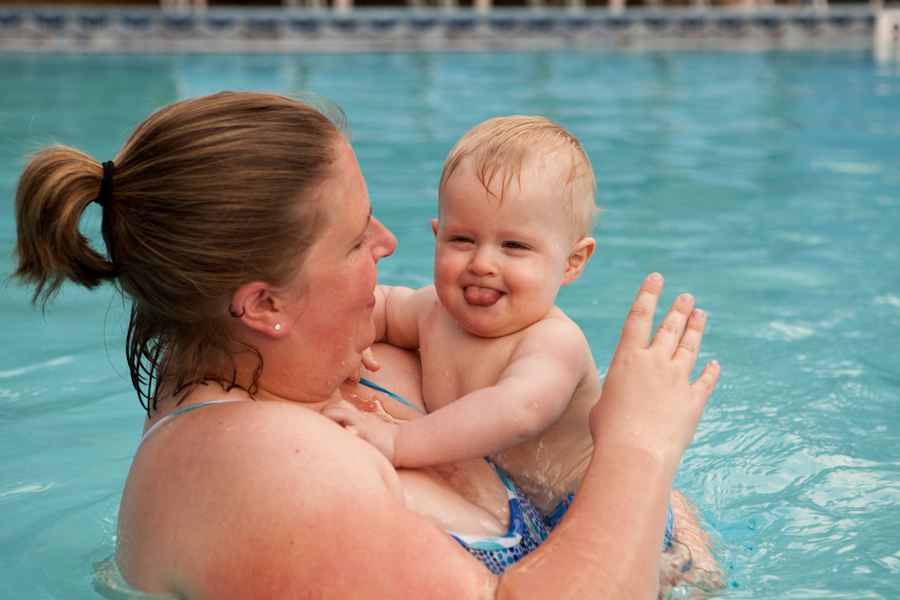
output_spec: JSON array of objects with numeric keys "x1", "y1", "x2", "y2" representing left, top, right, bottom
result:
[
  {"x1": 527, "y1": 306, "x2": 588, "y2": 342},
  {"x1": 409, "y1": 284, "x2": 443, "y2": 312},
  {"x1": 513, "y1": 307, "x2": 590, "y2": 359}
]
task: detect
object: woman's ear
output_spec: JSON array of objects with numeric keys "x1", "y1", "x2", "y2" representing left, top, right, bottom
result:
[
  {"x1": 431, "y1": 218, "x2": 439, "y2": 238},
  {"x1": 230, "y1": 282, "x2": 289, "y2": 338},
  {"x1": 562, "y1": 237, "x2": 596, "y2": 286}
]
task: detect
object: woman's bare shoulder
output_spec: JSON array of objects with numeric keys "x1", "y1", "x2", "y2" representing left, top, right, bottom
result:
[
  {"x1": 117, "y1": 400, "x2": 494, "y2": 600},
  {"x1": 119, "y1": 402, "x2": 397, "y2": 592}
]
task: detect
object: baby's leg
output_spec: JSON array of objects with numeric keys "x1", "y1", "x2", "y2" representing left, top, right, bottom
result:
[{"x1": 659, "y1": 490, "x2": 726, "y2": 598}]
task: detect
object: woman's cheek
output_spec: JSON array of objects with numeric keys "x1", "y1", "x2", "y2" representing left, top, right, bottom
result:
[{"x1": 354, "y1": 257, "x2": 378, "y2": 300}]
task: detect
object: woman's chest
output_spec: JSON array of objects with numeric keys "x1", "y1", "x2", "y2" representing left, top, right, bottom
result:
[{"x1": 395, "y1": 459, "x2": 511, "y2": 538}]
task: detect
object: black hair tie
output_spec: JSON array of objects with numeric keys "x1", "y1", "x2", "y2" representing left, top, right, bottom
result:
[{"x1": 93, "y1": 161, "x2": 115, "y2": 208}]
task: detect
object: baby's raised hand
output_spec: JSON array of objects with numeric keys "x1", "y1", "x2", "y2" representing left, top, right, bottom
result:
[
  {"x1": 591, "y1": 273, "x2": 720, "y2": 466},
  {"x1": 321, "y1": 400, "x2": 399, "y2": 464}
]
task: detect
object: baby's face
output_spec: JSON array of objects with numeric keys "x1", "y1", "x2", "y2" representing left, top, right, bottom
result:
[{"x1": 432, "y1": 158, "x2": 581, "y2": 338}]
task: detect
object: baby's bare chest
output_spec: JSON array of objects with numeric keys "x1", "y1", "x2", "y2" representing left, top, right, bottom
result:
[{"x1": 418, "y1": 318, "x2": 521, "y2": 412}]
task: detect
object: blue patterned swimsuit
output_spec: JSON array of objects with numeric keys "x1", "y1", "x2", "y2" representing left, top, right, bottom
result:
[
  {"x1": 446, "y1": 462, "x2": 550, "y2": 574},
  {"x1": 356, "y1": 379, "x2": 550, "y2": 573},
  {"x1": 357, "y1": 380, "x2": 675, "y2": 570}
]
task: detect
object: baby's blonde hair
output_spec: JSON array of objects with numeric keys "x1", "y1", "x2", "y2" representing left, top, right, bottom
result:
[{"x1": 439, "y1": 116, "x2": 599, "y2": 239}]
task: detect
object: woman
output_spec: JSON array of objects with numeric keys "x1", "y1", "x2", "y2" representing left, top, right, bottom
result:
[{"x1": 14, "y1": 92, "x2": 720, "y2": 599}]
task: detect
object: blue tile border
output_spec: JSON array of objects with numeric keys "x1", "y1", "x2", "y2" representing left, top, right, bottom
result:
[{"x1": 0, "y1": 5, "x2": 881, "y2": 52}]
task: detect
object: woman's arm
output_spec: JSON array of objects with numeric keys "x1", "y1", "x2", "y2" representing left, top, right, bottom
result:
[
  {"x1": 329, "y1": 273, "x2": 717, "y2": 599},
  {"x1": 117, "y1": 274, "x2": 717, "y2": 599},
  {"x1": 497, "y1": 273, "x2": 719, "y2": 599}
]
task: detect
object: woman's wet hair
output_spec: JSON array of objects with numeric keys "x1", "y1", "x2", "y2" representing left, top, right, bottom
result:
[{"x1": 13, "y1": 91, "x2": 348, "y2": 413}]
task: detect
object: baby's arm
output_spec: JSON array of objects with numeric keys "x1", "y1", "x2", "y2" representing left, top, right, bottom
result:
[
  {"x1": 328, "y1": 320, "x2": 590, "y2": 468},
  {"x1": 371, "y1": 285, "x2": 434, "y2": 350}
]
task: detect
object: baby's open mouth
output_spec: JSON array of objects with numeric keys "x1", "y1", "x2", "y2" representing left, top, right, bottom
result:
[{"x1": 463, "y1": 286, "x2": 502, "y2": 307}]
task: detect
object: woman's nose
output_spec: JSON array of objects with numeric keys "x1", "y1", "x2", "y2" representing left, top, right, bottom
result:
[
  {"x1": 370, "y1": 217, "x2": 397, "y2": 261},
  {"x1": 468, "y1": 246, "x2": 497, "y2": 276}
]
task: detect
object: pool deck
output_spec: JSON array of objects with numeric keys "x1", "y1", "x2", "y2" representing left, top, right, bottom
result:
[{"x1": 0, "y1": 3, "x2": 892, "y2": 52}]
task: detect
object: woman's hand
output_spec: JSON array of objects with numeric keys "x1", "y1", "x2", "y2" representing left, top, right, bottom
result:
[
  {"x1": 499, "y1": 276, "x2": 719, "y2": 600},
  {"x1": 591, "y1": 273, "x2": 720, "y2": 464},
  {"x1": 322, "y1": 400, "x2": 399, "y2": 465}
]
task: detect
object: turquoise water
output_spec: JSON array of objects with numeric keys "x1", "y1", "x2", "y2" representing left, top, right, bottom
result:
[{"x1": 1, "y1": 51, "x2": 898, "y2": 599}]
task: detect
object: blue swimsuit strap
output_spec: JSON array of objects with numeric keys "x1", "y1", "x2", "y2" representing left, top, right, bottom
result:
[
  {"x1": 358, "y1": 378, "x2": 424, "y2": 415},
  {"x1": 142, "y1": 380, "x2": 422, "y2": 450},
  {"x1": 136, "y1": 399, "x2": 242, "y2": 451}
]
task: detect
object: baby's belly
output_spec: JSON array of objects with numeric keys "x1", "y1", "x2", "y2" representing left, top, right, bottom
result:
[{"x1": 396, "y1": 459, "x2": 512, "y2": 537}]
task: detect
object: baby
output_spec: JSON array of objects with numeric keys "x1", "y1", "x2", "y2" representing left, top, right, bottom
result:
[{"x1": 336, "y1": 116, "x2": 602, "y2": 520}]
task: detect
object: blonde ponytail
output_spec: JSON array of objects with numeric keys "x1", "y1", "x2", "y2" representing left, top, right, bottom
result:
[{"x1": 14, "y1": 147, "x2": 118, "y2": 305}]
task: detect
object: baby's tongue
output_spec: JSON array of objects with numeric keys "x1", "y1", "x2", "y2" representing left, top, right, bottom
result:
[{"x1": 464, "y1": 286, "x2": 501, "y2": 306}]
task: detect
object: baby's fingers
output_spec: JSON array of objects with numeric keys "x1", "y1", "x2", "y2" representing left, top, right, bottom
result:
[
  {"x1": 321, "y1": 401, "x2": 363, "y2": 432},
  {"x1": 361, "y1": 347, "x2": 381, "y2": 373},
  {"x1": 348, "y1": 348, "x2": 380, "y2": 383}
]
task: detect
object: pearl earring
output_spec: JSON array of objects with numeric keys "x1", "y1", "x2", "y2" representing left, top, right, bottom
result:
[{"x1": 274, "y1": 324, "x2": 282, "y2": 332}]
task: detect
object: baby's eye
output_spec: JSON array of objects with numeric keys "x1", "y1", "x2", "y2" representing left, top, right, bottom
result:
[
  {"x1": 450, "y1": 236, "x2": 474, "y2": 244},
  {"x1": 503, "y1": 241, "x2": 528, "y2": 250}
]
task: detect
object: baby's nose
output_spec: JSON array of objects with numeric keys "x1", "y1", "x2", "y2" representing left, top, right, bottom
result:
[{"x1": 468, "y1": 247, "x2": 498, "y2": 276}]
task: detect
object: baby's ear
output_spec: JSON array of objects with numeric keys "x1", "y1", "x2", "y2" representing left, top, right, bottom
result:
[
  {"x1": 562, "y1": 237, "x2": 596, "y2": 286},
  {"x1": 431, "y1": 218, "x2": 439, "y2": 238}
]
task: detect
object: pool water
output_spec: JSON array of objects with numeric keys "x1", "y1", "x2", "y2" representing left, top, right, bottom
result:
[{"x1": 1, "y1": 50, "x2": 898, "y2": 599}]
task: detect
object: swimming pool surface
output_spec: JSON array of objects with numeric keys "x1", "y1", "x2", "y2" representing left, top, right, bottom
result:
[{"x1": 1, "y1": 50, "x2": 898, "y2": 599}]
